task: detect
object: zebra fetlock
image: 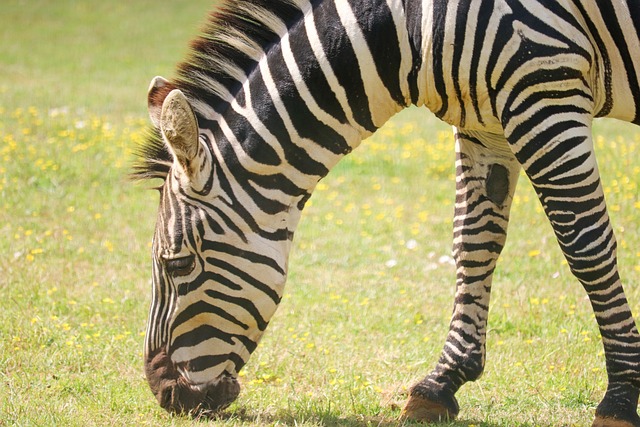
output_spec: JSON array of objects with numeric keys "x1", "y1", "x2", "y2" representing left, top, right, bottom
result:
[{"x1": 594, "y1": 384, "x2": 640, "y2": 427}]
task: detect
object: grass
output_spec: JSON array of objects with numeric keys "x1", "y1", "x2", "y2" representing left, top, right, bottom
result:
[{"x1": 2, "y1": 2, "x2": 640, "y2": 426}]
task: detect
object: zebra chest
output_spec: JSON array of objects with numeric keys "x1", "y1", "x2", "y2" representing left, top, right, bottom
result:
[
  {"x1": 420, "y1": 44, "x2": 502, "y2": 132},
  {"x1": 420, "y1": 74, "x2": 501, "y2": 135}
]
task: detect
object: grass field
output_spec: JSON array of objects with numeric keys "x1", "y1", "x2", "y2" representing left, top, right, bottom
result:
[{"x1": 2, "y1": 2, "x2": 640, "y2": 426}]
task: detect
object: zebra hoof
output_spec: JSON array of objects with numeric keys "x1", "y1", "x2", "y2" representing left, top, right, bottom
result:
[
  {"x1": 401, "y1": 394, "x2": 459, "y2": 422},
  {"x1": 592, "y1": 415, "x2": 640, "y2": 427}
]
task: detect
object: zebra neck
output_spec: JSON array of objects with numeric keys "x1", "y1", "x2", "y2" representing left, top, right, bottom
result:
[{"x1": 191, "y1": 0, "x2": 426, "y2": 195}]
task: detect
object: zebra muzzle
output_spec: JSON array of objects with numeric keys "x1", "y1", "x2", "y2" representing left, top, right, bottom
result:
[{"x1": 145, "y1": 347, "x2": 241, "y2": 416}]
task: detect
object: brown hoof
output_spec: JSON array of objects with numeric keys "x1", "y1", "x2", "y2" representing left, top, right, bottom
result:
[
  {"x1": 593, "y1": 415, "x2": 640, "y2": 427},
  {"x1": 401, "y1": 394, "x2": 458, "y2": 422}
]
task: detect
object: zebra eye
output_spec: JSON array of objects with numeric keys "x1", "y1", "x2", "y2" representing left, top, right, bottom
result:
[{"x1": 164, "y1": 255, "x2": 195, "y2": 277}]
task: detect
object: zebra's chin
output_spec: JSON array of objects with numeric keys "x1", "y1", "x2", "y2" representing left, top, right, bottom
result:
[{"x1": 145, "y1": 347, "x2": 240, "y2": 416}]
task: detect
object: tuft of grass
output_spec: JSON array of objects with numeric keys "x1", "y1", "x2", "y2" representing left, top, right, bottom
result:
[{"x1": 2, "y1": 2, "x2": 640, "y2": 426}]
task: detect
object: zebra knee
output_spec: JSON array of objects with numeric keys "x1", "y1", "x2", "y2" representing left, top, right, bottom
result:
[{"x1": 560, "y1": 231, "x2": 617, "y2": 285}]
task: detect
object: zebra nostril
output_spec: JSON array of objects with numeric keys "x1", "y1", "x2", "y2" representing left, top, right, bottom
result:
[
  {"x1": 197, "y1": 374, "x2": 241, "y2": 413},
  {"x1": 160, "y1": 384, "x2": 175, "y2": 409}
]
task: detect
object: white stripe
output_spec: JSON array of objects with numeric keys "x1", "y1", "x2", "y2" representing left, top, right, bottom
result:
[
  {"x1": 335, "y1": 1, "x2": 400, "y2": 128},
  {"x1": 612, "y1": 1, "x2": 640, "y2": 119},
  {"x1": 235, "y1": 3, "x2": 288, "y2": 37},
  {"x1": 280, "y1": 28, "x2": 361, "y2": 145},
  {"x1": 302, "y1": 2, "x2": 369, "y2": 135},
  {"x1": 417, "y1": 0, "x2": 434, "y2": 109},
  {"x1": 256, "y1": 44, "x2": 343, "y2": 168}
]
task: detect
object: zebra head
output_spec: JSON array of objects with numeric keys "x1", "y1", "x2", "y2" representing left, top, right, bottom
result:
[{"x1": 142, "y1": 77, "x2": 292, "y2": 415}]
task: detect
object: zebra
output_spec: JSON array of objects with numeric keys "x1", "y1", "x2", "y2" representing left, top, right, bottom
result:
[{"x1": 132, "y1": 0, "x2": 640, "y2": 425}]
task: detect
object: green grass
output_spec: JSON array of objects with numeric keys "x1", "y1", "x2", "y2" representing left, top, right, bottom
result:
[{"x1": 2, "y1": 2, "x2": 640, "y2": 426}]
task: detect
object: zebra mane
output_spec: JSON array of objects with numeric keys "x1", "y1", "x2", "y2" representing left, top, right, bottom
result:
[{"x1": 132, "y1": 0, "x2": 305, "y2": 182}]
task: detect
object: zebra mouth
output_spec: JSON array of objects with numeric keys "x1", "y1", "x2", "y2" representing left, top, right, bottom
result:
[{"x1": 145, "y1": 347, "x2": 241, "y2": 416}]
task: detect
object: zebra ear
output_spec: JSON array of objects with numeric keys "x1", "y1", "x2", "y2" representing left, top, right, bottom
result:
[
  {"x1": 159, "y1": 89, "x2": 201, "y2": 179},
  {"x1": 148, "y1": 76, "x2": 174, "y2": 128}
]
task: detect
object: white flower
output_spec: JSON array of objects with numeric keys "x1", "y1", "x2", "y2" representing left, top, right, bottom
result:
[{"x1": 385, "y1": 259, "x2": 398, "y2": 268}]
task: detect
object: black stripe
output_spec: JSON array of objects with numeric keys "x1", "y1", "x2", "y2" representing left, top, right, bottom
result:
[
  {"x1": 191, "y1": 136, "x2": 216, "y2": 197},
  {"x1": 178, "y1": 270, "x2": 243, "y2": 296},
  {"x1": 455, "y1": 201, "x2": 508, "y2": 222},
  {"x1": 347, "y1": 0, "x2": 406, "y2": 107},
  {"x1": 205, "y1": 289, "x2": 270, "y2": 331},
  {"x1": 531, "y1": 152, "x2": 594, "y2": 188},
  {"x1": 205, "y1": 214, "x2": 225, "y2": 236},
  {"x1": 485, "y1": 12, "x2": 516, "y2": 118},
  {"x1": 571, "y1": 0, "x2": 613, "y2": 116},
  {"x1": 451, "y1": 0, "x2": 471, "y2": 127},
  {"x1": 188, "y1": 353, "x2": 247, "y2": 374},
  {"x1": 172, "y1": 300, "x2": 250, "y2": 331},
  {"x1": 457, "y1": 259, "x2": 495, "y2": 269},
  {"x1": 242, "y1": 74, "x2": 331, "y2": 177},
  {"x1": 314, "y1": 0, "x2": 377, "y2": 132},
  {"x1": 454, "y1": 241, "x2": 503, "y2": 255},
  {"x1": 171, "y1": 324, "x2": 256, "y2": 355},
  {"x1": 202, "y1": 240, "x2": 285, "y2": 275},
  {"x1": 165, "y1": 182, "x2": 184, "y2": 251},
  {"x1": 457, "y1": 293, "x2": 490, "y2": 308},
  {"x1": 431, "y1": 0, "x2": 449, "y2": 118},
  {"x1": 535, "y1": 185, "x2": 600, "y2": 226},
  {"x1": 506, "y1": 104, "x2": 590, "y2": 152},
  {"x1": 597, "y1": 1, "x2": 640, "y2": 123},
  {"x1": 525, "y1": 133, "x2": 587, "y2": 178},
  {"x1": 403, "y1": 0, "x2": 423, "y2": 104},
  {"x1": 457, "y1": 219, "x2": 507, "y2": 237},
  {"x1": 457, "y1": 270, "x2": 496, "y2": 284},
  {"x1": 219, "y1": 109, "x2": 282, "y2": 167},
  {"x1": 205, "y1": 257, "x2": 282, "y2": 306},
  {"x1": 512, "y1": 120, "x2": 585, "y2": 168},
  {"x1": 196, "y1": 117, "x2": 312, "y2": 215},
  {"x1": 208, "y1": 203, "x2": 248, "y2": 244},
  {"x1": 177, "y1": 184, "x2": 254, "y2": 244},
  {"x1": 267, "y1": 43, "x2": 353, "y2": 155},
  {"x1": 184, "y1": 204, "x2": 199, "y2": 249},
  {"x1": 150, "y1": 263, "x2": 172, "y2": 346},
  {"x1": 185, "y1": 151, "x2": 290, "y2": 241},
  {"x1": 469, "y1": 0, "x2": 493, "y2": 125},
  {"x1": 291, "y1": 17, "x2": 349, "y2": 124},
  {"x1": 628, "y1": 0, "x2": 640, "y2": 106}
]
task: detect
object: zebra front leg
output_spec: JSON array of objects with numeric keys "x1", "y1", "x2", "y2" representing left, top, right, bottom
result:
[{"x1": 403, "y1": 130, "x2": 520, "y2": 422}]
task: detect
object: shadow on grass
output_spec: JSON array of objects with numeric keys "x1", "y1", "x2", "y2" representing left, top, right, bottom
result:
[{"x1": 206, "y1": 409, "x2": 539, "y2": 427}]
